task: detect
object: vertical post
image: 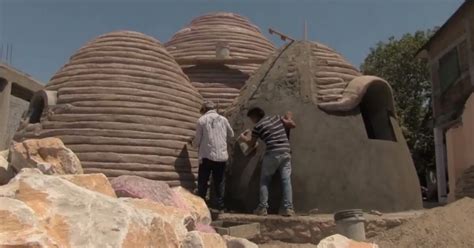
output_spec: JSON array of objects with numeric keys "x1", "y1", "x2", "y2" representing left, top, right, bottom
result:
[
  {"x1": 434, "y1": 127, "x2": 448, "y2": 203},
  {"x1": 5, "y1": 44, "x2": 9, "y2": 63},
  {"x1": 4, "y1": 44, "x2": 7, "y2": 63},
  {"x1": 303, "y1": 20, "x2": 308, "y2": 41},
  {"x1": 9, "y1": 44, "x2": 12, "y2": 65},
  {"x1": 0, "y1": 78, "x2": 12, "y2": 149},
  {"x1": 464, "y1": 18, "x2": 474, "y2": 86}
]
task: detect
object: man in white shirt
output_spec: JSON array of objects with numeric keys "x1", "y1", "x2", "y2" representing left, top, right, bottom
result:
[{"x1": 193, "y1": 100, "x2": 234, "y2": 211}]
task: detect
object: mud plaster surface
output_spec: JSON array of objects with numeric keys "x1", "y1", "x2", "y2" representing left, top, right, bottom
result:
[{"x1": 225, "y1": 41, "x2": 422, "y2": 213}]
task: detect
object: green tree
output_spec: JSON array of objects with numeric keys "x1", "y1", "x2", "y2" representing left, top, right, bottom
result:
[{"x1": 360, "y1": 31, "x2": 435, "y2": 178}]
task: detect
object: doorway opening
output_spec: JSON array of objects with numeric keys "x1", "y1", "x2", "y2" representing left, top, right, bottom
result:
[
  {"x1": 27, "y1": 93, "x2": 45, "y2": 124},
  {"x1": 360, "y1": 82, "x2": 396, "y2": 141}
]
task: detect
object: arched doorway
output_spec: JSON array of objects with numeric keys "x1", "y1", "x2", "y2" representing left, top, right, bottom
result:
[{"x1": 359, "y1": 81, "x2": 397, "y2": 141}]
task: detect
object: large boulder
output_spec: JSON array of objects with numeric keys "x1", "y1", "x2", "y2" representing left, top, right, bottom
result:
[
  {"x1": 0, "y1": 169, "x2": 179, "y2": 247},
  {"x1": 111, "y1": 175, "x2": 186, "y2": 208},
  {"x1": 0, "y1": 197, "x2": 57, "y2": 247},
  {"x1": 317, "y1": 234, "x2": 378, "y2": 248},
  {"x1": 111, "y1": 175, "x2": 212, "y2": 226},
  {"x1": 173, "y1": 186, "x2": 212, "y2": 225},
  {"x1": 10, "y1": 137, "x2": 83, "y2": 175},
  {"x1": 60, "y1": 173, "x2": 116, "y2": 197},
  {"x1": 182, "y1": 231, "x2": 226, "y2": 248},
  {"x1": 123, "y1": 198, "x2": 195, "y2": 240}
]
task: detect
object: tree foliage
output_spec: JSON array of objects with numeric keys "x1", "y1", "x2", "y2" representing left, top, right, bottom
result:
[{"x1": 360, "y1": 31, "x2": 435, "y2": 177}]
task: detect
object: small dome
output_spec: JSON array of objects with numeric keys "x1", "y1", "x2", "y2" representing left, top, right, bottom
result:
[
  {"x1": 166, "y1": 12, "x2": 275, "y2": 69},
  {"x1": 15, "y1": 31, "x2": 203, "y2": 188},
  {"x1": 165, "y1": 12, "x2": 276, "y2": 110}
]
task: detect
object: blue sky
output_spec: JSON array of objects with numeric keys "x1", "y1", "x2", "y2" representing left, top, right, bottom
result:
[{"x1": 0, "y1": 0, "x2": 463, "y2": 83}]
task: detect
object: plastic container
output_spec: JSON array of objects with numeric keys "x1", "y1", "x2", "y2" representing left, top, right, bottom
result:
[{"x1": 334, "y1": 209, "x2": 366, "y2": 241}]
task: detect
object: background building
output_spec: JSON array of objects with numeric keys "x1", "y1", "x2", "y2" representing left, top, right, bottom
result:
[
  {"x1": 0, "y1": 62, "x2": 43, "y2": 150},
  {"x1": 418, "y1": 0, "x2": 474, "y2": 203}
]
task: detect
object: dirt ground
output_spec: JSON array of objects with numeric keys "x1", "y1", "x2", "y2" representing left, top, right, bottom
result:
[{"x1": 372, "y1": 197, "x2": 474, "y2": 248}]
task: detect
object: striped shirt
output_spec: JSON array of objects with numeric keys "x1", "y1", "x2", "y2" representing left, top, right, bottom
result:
[
  {"x1": 193, "y1": 110, "x2": 234, "y2": 162},
  {"x1": 252, "y1": 115, "x2": 291, "y2": 153}
]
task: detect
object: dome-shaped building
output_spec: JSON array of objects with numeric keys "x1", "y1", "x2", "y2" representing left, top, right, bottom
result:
[
  {"x1": 225, "y1": 41, "x2": 422, "y2": 213},
  {"x1": 166, "y1": 12, "x2": 275, "y2": 110},
  {"x1": 14, "y1": 31, "x2": 203, "y2": 189}
]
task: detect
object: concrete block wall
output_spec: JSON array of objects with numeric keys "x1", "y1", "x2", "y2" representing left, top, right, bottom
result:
[
  {"x1": 0, "y1": 63, "x2": 43, "y2": 150},
  {"x1": 4, "y1": 95, "x2": 29, "y2": 148}
]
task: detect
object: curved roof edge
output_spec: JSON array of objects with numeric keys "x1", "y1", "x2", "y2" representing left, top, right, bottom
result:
[{"x1": 318, "y1": 75, "x2": 396, "y2": 114}]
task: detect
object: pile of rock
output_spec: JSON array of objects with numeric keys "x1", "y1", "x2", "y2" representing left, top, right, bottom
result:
[
  {"x1": 317, "y1": 235, "x2": 378, "y2": 248},
  {"x1": 1, "y1": 137, "x2": 82, "y2": 184},
  {"x1": 0, "y1": 138, "x2": 256, "y2": 248}
]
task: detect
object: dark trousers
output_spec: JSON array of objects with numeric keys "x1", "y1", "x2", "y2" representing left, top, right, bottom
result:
[{"x1": 198, "y1": 158, "x2": 226, "y2": 209}]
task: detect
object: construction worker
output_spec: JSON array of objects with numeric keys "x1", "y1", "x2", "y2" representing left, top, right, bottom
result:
[
  {"x1": 239, "y1": 107, "x2": 296, "y2": 216},
  {"x1": 193, "y1": 100, "x2": 234, "y2": 211}
]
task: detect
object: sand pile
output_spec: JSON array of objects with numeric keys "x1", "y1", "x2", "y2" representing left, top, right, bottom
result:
[{"x1": 372, "y1": 197, "x2": 474, "y2": 248}]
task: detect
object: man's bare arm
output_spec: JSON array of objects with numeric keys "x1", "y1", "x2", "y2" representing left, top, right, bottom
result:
[
  {"x1": 282, "y1": 111, "x2": 296, "y2": 129},
  {"x1": 239, "y1": 130, "x2": 257, "y2": 147}
]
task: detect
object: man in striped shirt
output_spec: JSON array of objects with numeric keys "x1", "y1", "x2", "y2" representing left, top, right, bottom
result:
[
  {"x1": 240, "y1": 107, "x2": 296, "y2": 216},
  {"x1": 193, "y1": 100, "x2": 234, "y2": 211}
]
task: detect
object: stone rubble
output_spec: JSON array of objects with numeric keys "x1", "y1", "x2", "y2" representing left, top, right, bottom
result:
[
  {"x1": 10, "y1": 137, "x2": 83, "y2": 175},
  {"x1": 0, "y1": 141, "x2": 259, "y2": 247},
  {"x1": 173, "y1": 185, "x2": 213, "y2": 225},
  {"x1": 182, "y1": 230, "x2": 228, "y2": 248},
  {"x1": 0, "y1": 154, "x2": 13, "y2": 185},
  {"x1": 111, "y1": 175, "x2": 185, "y2": 208},
  {"x1": 111, "y1": 175, "x2": 215, "y2": 233},
  {"x1": 317, "y1": 234, "x2": 378, "y2": 248},
  {"x1": 223, "y1": 235, "x2": 259, "y2": 248},
  {"x1": 60, "y1": 173, "x2": 117, "y2": 197},
  {"x1": 0, "y1": 169, "x2": 180, "y2": 247},
  {"x1": 122, "y1": 197, "x2": 195, "y2": 240}
]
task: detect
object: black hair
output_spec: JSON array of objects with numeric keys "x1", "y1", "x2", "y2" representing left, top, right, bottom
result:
[{"x1": 247, "y1": 107, "x2": 265, "y2": 121}]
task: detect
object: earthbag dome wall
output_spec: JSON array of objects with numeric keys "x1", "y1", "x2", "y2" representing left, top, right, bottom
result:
[
  {"x1": 225, "y1": 41, "x2": 422, "y2": 213},
  {"x1": 166, "y1": 12, "x2": 275, "y2": 111},
  {"x1": 14, "y1": 31, "x2": 203, "y2": 189}
]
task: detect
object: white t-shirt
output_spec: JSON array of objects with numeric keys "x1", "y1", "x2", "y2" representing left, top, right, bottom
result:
[{"x1": 193, "y1": 110, "x2": 234, "y2": 162}]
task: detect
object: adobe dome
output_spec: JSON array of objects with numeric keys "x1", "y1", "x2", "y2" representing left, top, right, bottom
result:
[
  {"x1": 15, "y1": 31, "x2": 203, "y2": 189},
  {"x1": 166, "y1": 12, "x2": 275, "y2": 110},
  {"x1": 225, "y1": 41, "x2": 422, "y2": 213}
]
